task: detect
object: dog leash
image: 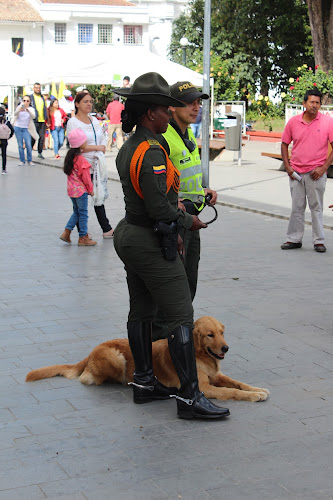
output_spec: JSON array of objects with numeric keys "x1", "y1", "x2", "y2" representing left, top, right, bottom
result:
[{"x1": 200, "y1": 193, "x2": 218, "y2": 225}]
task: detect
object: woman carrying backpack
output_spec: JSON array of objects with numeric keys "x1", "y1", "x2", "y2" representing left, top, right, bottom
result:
[{"x1": 0, "y1": 107, "x2": 14, "y2": 175}]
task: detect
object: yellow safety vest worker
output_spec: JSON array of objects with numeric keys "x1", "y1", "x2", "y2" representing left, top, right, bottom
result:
[{"x1": 163, "y1": 124, "x2": 205, "y2": 212}]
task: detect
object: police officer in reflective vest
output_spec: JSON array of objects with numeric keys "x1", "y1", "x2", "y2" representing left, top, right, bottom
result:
[
  {"x1": 152, "y1": 82, "x2": 218, "y2": 340},
  {"x1": 113, "y1": 73, "x2": 229, "y2": 420}
]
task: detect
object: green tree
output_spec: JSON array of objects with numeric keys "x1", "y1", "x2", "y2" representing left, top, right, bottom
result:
[
  {"x1": 85, "y1": 84, "x2": 116, "y2": 113},
  {"x1": 170, "y1": 0, "x2": 314, "y2": 99},
  {"x1": 307, "y1": 0, "x2": 333, "y2": 72}
]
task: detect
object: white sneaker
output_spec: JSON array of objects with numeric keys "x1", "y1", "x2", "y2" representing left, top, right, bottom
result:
[
  {"x1": 18, "y1": 162, "x2": 25, "y2": 166},
  {"x1": 1, "y1": 170, "x2": 7, "y2": 175},
  {"x1": 28, "y1": 162, "x2": 35, "y2": 166}
]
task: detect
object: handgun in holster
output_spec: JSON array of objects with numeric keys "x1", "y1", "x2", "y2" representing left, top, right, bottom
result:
[{"x1": 153, "y1": 221, "x2": 180, "y2": 261}]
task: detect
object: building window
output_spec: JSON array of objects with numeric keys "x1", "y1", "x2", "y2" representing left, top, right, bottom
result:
[
  {"x1": 124, "y1": 25, "x2": 142, "y2": 45},
  {"x1": 55, "y1": 23, "x2": 66, "y2": 44},
  {"x1": 98, "y1": 24, "x2": 112, "y2": 44},
  {"x1": 12, "y1": 38, "x2": 24, "y2": 57},
  {"x1": 78, "y1": 24, "x2": 93, "y2": 44}
]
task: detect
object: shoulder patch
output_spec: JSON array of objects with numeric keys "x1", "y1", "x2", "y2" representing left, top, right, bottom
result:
[
  {"x1": 147, "y1": 139, "x2": 161, "y2": 149},
  {"x1": 153, "y1": 165, "x2": 166, "y2": 174}
]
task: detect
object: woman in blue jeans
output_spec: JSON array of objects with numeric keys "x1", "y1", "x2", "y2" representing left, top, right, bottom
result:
[
  {"x1": 13, "y1": 96, "x2": 36, "y2": 166},
  {"x1": 48, "y1": 99, "x2": 67, "y2": 159}
]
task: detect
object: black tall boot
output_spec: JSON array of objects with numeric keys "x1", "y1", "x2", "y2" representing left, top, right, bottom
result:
[
  {"x1": 128, "y1": 321, "x2": 177, "y2": 404},
  {"x1": 168, "y1": 325, "x2": 230, "y2": 419}
]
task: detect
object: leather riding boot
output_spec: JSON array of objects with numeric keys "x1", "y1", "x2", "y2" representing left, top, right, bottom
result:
[
  {"x1": 168, "y1": 325, "x2": 230, "y2": 419},
  {"x1": 128, "y1": 321, "x2": 177, "y2": 404}
]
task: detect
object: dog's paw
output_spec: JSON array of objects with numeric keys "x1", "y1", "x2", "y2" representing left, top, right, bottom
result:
[
  {"x1": 251, "y1": 391, "x2": 269, "y2": 402},
  {"x1": 251, "y1": 386, "x2": 270, "y2": 395},
  {"x1": 257, "y1": 387, "x2": 270, "y2": 395}
]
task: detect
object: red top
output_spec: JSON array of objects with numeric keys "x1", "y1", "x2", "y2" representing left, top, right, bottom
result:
[
  {"x1": 106, "y1": 101, "x2": 124, "y2": 124},
  {"x1": 48, "y1": 107, "x2": 68, "y2": 130},
  {"x1": 67, "y1": 155, "x2": 93, "y2": 197}
]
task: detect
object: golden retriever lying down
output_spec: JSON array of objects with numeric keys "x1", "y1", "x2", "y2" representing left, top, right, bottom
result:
[{"x1": 26, "y1": 316, "x2": 270, "y2": 402}]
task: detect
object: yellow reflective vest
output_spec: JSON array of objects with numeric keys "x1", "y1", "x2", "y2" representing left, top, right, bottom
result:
[{"x1": 162, "y1": 124, "x2": 205, "y2": 212}]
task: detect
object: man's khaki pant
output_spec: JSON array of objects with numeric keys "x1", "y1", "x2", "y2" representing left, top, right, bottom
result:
[
  {"x1": 287, "y1": 172, "x2": 327, "y2": 245},
  {"x1": 107, "y1": 123, "x2": 123, "y2": 151}
]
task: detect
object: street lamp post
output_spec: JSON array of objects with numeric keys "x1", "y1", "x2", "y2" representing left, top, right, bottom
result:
[{"x1": 180, "y1": 37, "x2": 189, "y2": 66}]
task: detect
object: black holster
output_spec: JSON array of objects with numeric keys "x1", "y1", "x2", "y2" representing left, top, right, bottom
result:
[{"x1": 154, "y1": 221, "x2": 179, "y2": 261}]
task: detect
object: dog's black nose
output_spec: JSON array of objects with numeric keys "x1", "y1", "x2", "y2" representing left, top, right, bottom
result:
[{"x1": 222, "y1": 345, "x2": 229, "y2": 353}]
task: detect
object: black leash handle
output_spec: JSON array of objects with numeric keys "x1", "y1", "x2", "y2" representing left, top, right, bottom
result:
[{"x1": 201, "y1": 194, "x2": 218, "y2": 225}]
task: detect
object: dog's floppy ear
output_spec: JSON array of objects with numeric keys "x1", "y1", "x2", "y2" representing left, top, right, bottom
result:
[{"x1": 192, "y1": 322, "x2": 203, "y2": 352}]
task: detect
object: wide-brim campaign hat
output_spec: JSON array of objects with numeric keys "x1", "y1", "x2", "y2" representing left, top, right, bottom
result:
[{"x1": 113, "y1": 72, "x2": 185, "y2": 107}]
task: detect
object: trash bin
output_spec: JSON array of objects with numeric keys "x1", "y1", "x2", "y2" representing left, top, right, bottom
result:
[{"x1": 224, "y1": 112, "x2": 241, "y2": 151}]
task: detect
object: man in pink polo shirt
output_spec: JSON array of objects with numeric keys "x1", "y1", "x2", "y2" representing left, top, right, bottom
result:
[
  {"x1": 281, "y1": 89, "x2": 333, "y2": 253},
  {"x1": 106, "y1": 95, "x2": 124, "y2": 152}
]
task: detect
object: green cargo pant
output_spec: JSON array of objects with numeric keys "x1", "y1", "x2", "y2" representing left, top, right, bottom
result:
[
  {"x1": 114, "y1": 218, "x2": 194, "y2": 334},
  {"x1": 151, "y1": 227, "x2": 200, "y2": 340}
]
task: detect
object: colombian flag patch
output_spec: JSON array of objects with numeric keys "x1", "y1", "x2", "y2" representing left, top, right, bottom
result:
[{"x1": 153, "y1": 165, "x2": 166, "y2": 174}]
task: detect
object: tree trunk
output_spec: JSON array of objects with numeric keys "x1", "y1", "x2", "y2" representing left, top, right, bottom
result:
[{"x1": 306, "y1": 0, "x2": 333, "y2": 72}]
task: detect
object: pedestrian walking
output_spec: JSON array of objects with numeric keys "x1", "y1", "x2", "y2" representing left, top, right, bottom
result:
[
  {"x1": 13, "y1": 96, "x2": 38, "y2": 166},
  {"x1": 0, "y1": 107, "x2": 14, "y2": 174},
  {"x1": 190, "y1": 104, "x2": 202, "y2": 138},
  {"x1": 105, "y1": 95, "x2": 124, "y2": 151},
  {"x1": 30, "y1": 83, "x2": 49, "y2": 159},
  {"x1": 281, "y1": 89, "x2": 333, "y2": 253},
  {"x1": 48, "y1": 99, "x2": 67, "y2": 159},
  {"x1": 60, "y1": 129, "x2": 97, "y2": 247},
  {"x1": 67, "y1": 92, "x2": 114, "y2": 239},
  {"x1": 112, "y1": 72, "x2": 230, "y2": 420}
]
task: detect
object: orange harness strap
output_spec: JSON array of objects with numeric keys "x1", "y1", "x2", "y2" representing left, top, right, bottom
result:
[{"x1": 130, "y1": 141, "x2": 180, "y2": 199}]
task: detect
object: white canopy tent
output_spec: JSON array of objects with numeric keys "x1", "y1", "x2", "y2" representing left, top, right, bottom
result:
[
  {"x1": 0, "y1": 52, "x2": 48, "y2": 117},
  {"x1": 45, "y1": 48, "x2": 204, "y2": 87},
  {"x1": 1, "y1": 48, "x2": 214, "y2": 133},
  {"x1": 44, "y1": 48, "x2": 214, "y2": 134}
]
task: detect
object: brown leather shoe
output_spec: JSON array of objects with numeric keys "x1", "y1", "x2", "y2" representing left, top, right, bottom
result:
[
  {"x1": 281, "y1": 242, "x2": 302, "y2": 250},
  {"x1": 314, "y1": 244, "x2": 326, "y2": 253},
  {"x1": 60, "y1": 229, "x2": 71, "y2": 243},
  {"x1": 78, "y1": 234, "x2": 97, "y2": 246}
]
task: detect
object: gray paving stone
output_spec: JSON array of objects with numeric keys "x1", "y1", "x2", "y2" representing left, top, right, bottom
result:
[
  {"x1": 46, "y1": 495, "x2": 87, "y2": 500},
  {"x1": 0, "y1": 461, "x2": 68, "y2": 490},
  {"x1": 207, "y1": 479, "x2": 292, "y2": 500},
  {"x1": 0, "y1": 485, "x2": 46, "y2": 499}
]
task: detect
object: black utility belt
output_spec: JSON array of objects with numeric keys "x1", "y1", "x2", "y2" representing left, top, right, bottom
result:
[
  {"x1": 125, "y1": 211, "x2": 155, "y2": 228},
  {"x1": 125, "y1": 212, "x2": 179, "y2": 261}
]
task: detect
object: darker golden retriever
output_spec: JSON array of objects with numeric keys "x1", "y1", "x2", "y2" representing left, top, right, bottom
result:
[{"x1": 26, "y1": 316, "x2": 269, "y2": 402}]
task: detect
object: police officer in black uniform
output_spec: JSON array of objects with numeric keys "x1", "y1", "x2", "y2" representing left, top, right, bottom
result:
[{"x1": 113, "y1": 73, "x2": 230, "y2": 420}]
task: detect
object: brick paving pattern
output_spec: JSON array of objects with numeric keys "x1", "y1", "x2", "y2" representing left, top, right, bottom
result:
[{"x1": 0, "y1": 157, "x2": 333, "y2": 499}]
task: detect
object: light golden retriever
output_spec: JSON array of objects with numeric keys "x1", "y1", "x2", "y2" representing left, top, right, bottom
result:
[{"x1": 26, "y1": 316, "x2": 269, "y2": 402}]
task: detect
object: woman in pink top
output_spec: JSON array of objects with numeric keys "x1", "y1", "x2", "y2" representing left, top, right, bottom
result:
[
  {"x1": 48, "y1": 99, "x2": 68, "y2": 159},
  {"x1": 59, "y1": 129, "x2": 97, "y2": 246}
]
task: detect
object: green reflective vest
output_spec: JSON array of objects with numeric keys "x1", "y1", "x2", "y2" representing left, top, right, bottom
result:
[{"x1": 163, "y1": 124, "x2": 205, "y2": 212}]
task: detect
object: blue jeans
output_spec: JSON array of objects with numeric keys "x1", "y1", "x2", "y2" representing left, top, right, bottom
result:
[
  {"x1": 190, "y1": 123, "x2": 201, "y2": 138},
  {"x1": 66, "y1": 192, "x2": 88, "y2": 237},
  {"x1": 14, "y1": 126, "x2": 32, "y2": 163},
  {"x1": 51, "y1": 127, "x2": 65, "y2": 155}
]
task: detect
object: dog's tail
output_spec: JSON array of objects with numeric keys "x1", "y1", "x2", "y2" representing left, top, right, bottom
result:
[{"x1": 25, "y1": 357, "x2": 89, "y2": 382}]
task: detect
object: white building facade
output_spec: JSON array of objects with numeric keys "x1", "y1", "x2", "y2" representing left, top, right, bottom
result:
[{"x1": 0, "y1": 0, "x2": 188, "y2": 82}]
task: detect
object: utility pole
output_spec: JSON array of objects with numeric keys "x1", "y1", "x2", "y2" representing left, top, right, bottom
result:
[{"x1": 201, "y1": 0, "x2": 211, "y2": 188}]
